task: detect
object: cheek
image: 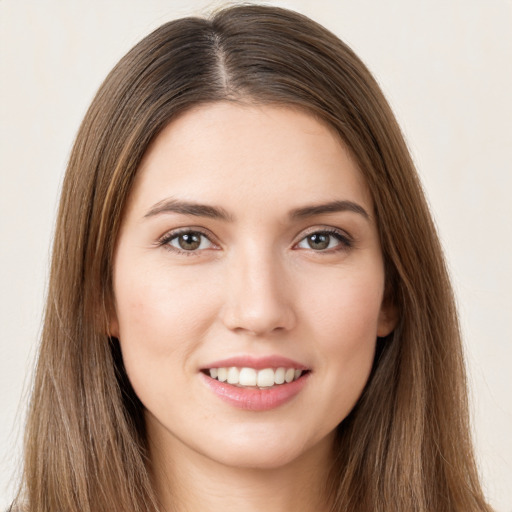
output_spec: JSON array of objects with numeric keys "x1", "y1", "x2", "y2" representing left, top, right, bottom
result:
[
  {"x1": 112, "y1": 263, "x2": 220, "y2": 373},
  {"x1": 306, "y1": 262, "x2": 385, "y2": 346},
  {"x1": 302, "y1": 263, "x2": 384, "y2": 411},
  {"x1": 117, "y1": 257, "x2": 215, "y2": 323},
  {"x1": 317, "y1": 290, "x2": 380, "y2": 382},
  {"x1": 112, "y1": 266, "x2": 221, "y2": 420}
]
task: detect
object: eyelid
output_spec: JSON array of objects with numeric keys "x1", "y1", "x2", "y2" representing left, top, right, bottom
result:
[
  {"x1": 293, "y1": 226, "x2": 354, "y2": 251},
  {"x1": 155, "y1": 225, "x2": 353, "y2": 254},
  {"x1": 156, "y1": 226, "x2": 220, "y2": 253}
]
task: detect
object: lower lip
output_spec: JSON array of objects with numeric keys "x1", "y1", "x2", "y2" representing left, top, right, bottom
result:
[{"x1": 200, "y1": 372, "x2": 310, "y2": 411}]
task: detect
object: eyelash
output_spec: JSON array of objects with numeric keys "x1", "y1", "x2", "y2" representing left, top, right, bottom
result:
[
  {"x1": 156, "y1": 227, "x2": 353, "y2": 255},
  {"x1": 296, "y1": 228, "x2": 353, "y2": 253},
  {"x1": 157, "y1": 228, "x2": 217, "y2": 256}
]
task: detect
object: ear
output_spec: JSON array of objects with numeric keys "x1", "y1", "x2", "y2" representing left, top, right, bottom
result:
[
  {"x1": 109, "y1": 316, "x2": 120, "y2": 338},
  {"x1": 104, "y1": 289, "x2": 120, "y2": 338},
  {"x1": 107, "y1": 303, "x2": 120, "y2": 338},
  {"x1": 377, "y1": 299, "x2": 398, "y2": 338}
]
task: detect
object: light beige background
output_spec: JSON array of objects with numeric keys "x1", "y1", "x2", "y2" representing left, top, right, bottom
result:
[{"x1": 1, "y1": 0, "x2": 511, "y2": 510}]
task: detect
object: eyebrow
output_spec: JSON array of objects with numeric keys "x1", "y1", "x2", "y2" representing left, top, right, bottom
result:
[
  {"x1": 144, "y1": 198, "x2": 370, "y2": 222},
  {"x1": 289, "y1": 200, "x2": 370, "y2": 221},
  {"x1": 144, "y1": 198, "x2": 233, "y2": 221}
]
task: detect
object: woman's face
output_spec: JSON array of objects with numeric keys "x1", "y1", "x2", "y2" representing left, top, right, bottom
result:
[{"x1": 111, "y1": 102, "x2": 395, "y2": 470}]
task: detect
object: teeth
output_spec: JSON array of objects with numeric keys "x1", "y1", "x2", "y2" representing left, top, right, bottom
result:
[
  {"x1": 274, "y1": 367, "x2": 285, "y2": 385},
  {"x1": 227, "y1": 367, "x2": 239, "y2": 384},
  {"x1": 239, "y1": 367, "x2": 257, "y2": 386},
  {"x1": 206, "y1": 366, "x2": 305, "y2": 388},
  {"x1": 257, "y1": 368, "x2": 275, "y2": 388},
  {"x1": 217, "y1": 367, "x2": 227, "y2": 382}
]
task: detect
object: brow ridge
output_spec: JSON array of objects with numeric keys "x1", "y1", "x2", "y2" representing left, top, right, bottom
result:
[
  {"x1": 145, "y1": 198, "x2": 369, "y2": 223},
  {"x1": 144, "y1": 198, "x2": 233, "y2": 221},
  {"x1": 289, "y1": 200, "x2": 370, "y2": 220}
]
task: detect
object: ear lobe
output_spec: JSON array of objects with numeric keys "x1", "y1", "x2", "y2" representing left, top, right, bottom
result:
[
  {"x1": 105, "y1": 292, "x2": 120, "y2": 338},
  {"x1": 108, "y1": 314, "x2": 120, "y2": 338},
  {"x1": 377, "y1": 301, "x2": 398, "y2": 338}
]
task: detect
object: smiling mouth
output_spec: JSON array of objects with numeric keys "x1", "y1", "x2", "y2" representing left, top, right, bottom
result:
[{"x1": 203, "y1": 367, "x2": 307, "y2": 389}]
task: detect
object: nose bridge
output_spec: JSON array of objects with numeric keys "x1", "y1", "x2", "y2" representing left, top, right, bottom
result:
[{"x1": 221, "y1": 242, "x2": 295, "y2": 335}]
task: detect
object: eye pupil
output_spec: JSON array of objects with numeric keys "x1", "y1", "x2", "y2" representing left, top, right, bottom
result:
[
  {"x1": 308, "y1": 233, "x2": 330, "y2": 250},
  {"x1": 179, "y1": 233, "x2": 201, "y2": 250}
]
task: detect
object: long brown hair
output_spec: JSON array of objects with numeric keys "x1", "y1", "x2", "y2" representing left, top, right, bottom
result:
[{"x1": 16, "y1": 5, "x2": 492, "y2": 511}]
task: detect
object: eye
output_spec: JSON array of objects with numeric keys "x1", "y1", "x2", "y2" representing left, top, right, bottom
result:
[
  {"x1": 295, "y1": 230, "x2": 351, "y2": 251},
  {"x1": 161, "y1": 230, "x2": 216, "y2": 253}
]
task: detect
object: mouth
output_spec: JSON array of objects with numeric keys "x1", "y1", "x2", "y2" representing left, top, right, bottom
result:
[
  {"x1": 202, "y1": 366, "x2": 308, "y2": 389},
  {"x1": 199, "y1": 356, "x2": 311, "y2": 410}
]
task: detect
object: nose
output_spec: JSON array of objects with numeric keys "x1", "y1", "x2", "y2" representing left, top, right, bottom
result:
[{"x1": 220, "y1": 249, "x2": 296, "y2": 336}]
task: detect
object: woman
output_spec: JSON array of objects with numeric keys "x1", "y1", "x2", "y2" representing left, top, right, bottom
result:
[{"x1": 13, "y1": 4, "x2": 493, "y2": 511}]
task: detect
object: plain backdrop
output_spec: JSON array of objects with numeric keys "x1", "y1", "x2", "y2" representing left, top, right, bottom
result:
[{"x1": 1, "y1": 0, "x2": 511, "y2": 510}]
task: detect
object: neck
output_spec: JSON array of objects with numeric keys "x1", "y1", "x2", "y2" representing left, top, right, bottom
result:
[{"x1": 149, "y1": 432, "x2": 335, "y2": 512}]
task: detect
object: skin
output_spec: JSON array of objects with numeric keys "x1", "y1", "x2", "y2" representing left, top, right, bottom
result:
[{"x1": 110, "y1": 102, "x2": 396, "y2": 511}]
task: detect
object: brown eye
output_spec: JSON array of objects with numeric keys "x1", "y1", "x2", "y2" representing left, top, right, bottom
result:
[
  {"x1": 296, "y1": 230, "x2": 351, "y2": 252},
  {"x1": 306, "y1": 233, "x2": 331, "y2": 250},
  {"x1": 166, "y1": 231, "x2": 213, "y2": 252},
  {"x1": 177, "y1": 233, "x2": 201, "y2": 250}
]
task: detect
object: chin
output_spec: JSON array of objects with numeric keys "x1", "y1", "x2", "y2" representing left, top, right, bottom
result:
[{"x1": 198, "y1": 426, "x2": 335, "y2": 471}]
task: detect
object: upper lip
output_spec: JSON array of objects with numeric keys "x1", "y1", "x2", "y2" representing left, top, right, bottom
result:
[{"x1": 202, "y1": 355, "x2": 309, "y2": 371}]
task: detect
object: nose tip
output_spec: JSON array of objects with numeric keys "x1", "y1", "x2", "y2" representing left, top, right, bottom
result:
[
  {"x1": 226, "y1": 300, "x2": 293, "y2": 336},
  {"x1": 220, "y1": 258, "x2": 296, "y2": 336}
]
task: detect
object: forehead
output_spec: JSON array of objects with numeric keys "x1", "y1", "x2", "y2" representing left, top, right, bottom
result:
[{"x1": 128, "y1": 102, "x2": 373, "y2": 218}]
